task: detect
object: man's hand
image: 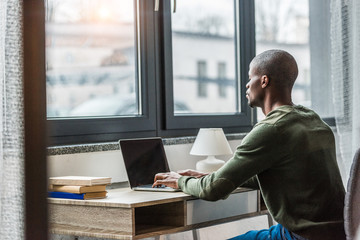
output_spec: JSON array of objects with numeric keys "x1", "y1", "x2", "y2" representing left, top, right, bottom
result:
[
  {"x1": 177, "y1": 169, "x2": 208, "y2": 178},
  {"x1": 153, "y1": 171, "x2": 181, "y2": 189}
]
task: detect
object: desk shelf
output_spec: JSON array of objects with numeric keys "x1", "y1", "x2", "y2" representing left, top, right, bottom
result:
[{"x1": 135, "y1": 201, "x2": 185, "y2": 235}]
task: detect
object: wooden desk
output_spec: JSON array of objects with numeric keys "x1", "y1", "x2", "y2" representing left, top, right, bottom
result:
[{"x1": 49, "y1": 188, "x2": 260, "y2": 239}]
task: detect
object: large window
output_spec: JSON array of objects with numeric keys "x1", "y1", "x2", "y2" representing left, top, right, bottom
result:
[
  {"x1": 46, "y1": 0, "x2": 334, "y2": 145},
  {"x1": 46, "y1": 0, "x2": 255, "y2": 145}
]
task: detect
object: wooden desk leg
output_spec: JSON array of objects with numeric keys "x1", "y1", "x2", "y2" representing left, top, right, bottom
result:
[
  {"x1": 154, "y1": 235, "x2": 166, "y2": 240},
  {"x1": 192, "y1": 229, "x2": 199, "y2": 240},
  {"x1": 266, "y1": 212, "x2": 274, "y2": 227},
  {"x1": 153, "y1": 230, "x2": 198, "y2": 240}
]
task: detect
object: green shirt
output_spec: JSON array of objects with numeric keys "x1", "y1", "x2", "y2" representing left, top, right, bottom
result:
[{"x1": 178, "y1": 105, "x2": 345, "y2": 240}]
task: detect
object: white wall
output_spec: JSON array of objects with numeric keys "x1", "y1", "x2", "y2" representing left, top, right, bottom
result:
[{"x1": 47, "y1": 139, "x2": 242, "y2": 182}]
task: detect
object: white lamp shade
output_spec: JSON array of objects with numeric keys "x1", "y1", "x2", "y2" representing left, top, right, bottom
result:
[{"x1": 190, "y1": 128, "x2": 233, "y2": 156}]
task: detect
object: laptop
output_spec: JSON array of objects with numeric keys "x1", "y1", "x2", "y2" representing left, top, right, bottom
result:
[{"x1": 119, "y1": 137, "x2": 180, "y2": 192}]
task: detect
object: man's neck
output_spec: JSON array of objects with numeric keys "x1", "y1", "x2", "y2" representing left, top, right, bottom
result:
[{"x1": 261, "y1": 93, "x2": 293, "y2": 116}]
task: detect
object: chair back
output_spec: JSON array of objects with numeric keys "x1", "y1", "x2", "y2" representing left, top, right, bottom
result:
[{"x1": 345, "y1": 148, "x2": 360, "y2": 240}]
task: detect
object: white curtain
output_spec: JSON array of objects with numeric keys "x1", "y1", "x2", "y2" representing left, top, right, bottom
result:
[
  {"x1": 0, "y1": 0, "x2": 25, "y2": 239},
  {"x1": 330, "y1": 0, "x2": 360, "y2": 183}
]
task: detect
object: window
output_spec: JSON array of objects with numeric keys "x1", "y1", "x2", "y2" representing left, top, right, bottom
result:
[
  {"x1": 46, "y1": 0, "x2": 140, "y2": 118},
  {"x1": 162, "y1": 0, "x2": 254, "y2": 131},
  {"x1": 171, "y1": 0, "x2": 239, "y2": 114},
  {"x1": 255, "y1": 0, "x2": 334, "y2": 124},
  {"x1": 44, "y1": 0, "x2": 254, "y2": 145}
]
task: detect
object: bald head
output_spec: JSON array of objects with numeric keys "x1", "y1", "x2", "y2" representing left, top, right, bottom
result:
[{"x1": 250, "y1": 49, "x2": 298, "y2": 89}]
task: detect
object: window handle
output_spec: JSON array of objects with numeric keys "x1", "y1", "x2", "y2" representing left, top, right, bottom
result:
[
  {"x1": 154, "y1": 0, "x2": 160, "y2": 11},
  {"x1": 173, "y1": 0, "x2": 176, "y2": 13},
  {"x1": 154, "y1": 0, "x2": 175, "y2": 13}
]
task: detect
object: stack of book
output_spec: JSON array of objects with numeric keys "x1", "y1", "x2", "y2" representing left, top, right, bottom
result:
[{"x1": 48, "y1": 176, "x2": 111, "y2": 200}]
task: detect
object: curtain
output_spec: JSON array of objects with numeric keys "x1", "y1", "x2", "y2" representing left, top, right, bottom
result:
[
  {"x1": 330, "y1": 0, "x2": 360, "y2": 183},
  {"x1": 0, "y1": 0, "x2": 25, "y2": 239}
]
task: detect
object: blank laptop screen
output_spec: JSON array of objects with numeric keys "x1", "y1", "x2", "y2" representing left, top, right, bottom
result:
[{"x1": 120, "y1": 138, "x2": 170, "y2": 188}]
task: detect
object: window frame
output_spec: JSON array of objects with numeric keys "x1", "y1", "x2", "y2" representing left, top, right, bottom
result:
[{"x1": 47, "y1": 0, "x2": 256, "y2": 145}]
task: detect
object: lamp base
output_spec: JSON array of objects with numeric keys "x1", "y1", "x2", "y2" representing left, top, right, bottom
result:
[{"x1": 196, "y1": 156, "x2": 225, "y2": 173}]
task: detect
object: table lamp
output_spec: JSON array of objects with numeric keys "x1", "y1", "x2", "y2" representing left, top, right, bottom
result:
[{"x1": 190, "y1": 128, "x2": 233, "y2": 173}]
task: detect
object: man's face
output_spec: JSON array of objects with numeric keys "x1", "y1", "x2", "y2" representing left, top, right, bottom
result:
[{"x1": 246, "y1": 64, "x2": 264, "y2": 108}]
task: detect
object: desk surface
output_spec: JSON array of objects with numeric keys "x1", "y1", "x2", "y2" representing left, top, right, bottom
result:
[
  {"x1": 48, "y1": 187, "x2": 193, "y2": 208},
  {"x1": 48, "y1": 187, "x2": 251, "y2": 208}
]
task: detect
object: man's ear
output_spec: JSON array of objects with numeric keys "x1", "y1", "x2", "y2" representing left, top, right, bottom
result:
[{"x1": 261, "y1": 75, "x2": 269, "y2": 88}]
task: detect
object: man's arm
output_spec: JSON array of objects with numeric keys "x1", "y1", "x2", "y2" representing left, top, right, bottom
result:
[
  {"x1": 240, "y1": 176, "x2": 260, "y2": 190},
  {"x1": 178, "y1": 124, "x2": 282, "y2": 201},
  {"x1": 155, "y1": 124, "x2": 282, "y2": 201}
]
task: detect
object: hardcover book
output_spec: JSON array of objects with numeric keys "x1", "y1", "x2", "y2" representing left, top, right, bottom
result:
[
  {"x1": 49, "y1": 176, "x2": 111, "y2": 186},
  {"x1": 48, "y1": 191, "x2": 107, "y2": 200},
  {"x1": 48, "y1": 184, "x2": 107, "y2": 194}
]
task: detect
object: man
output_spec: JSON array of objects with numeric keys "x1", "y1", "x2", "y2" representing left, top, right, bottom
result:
[{"x1": 153, "y1": 50, "x2": 345, "y2": 240}]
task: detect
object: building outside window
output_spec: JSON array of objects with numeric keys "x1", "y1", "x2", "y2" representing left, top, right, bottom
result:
[
  {"x1": 197, "y1": 60, "x2": 208, "y2": 98},
  {"x1": 218, "y1": 62, "x2": 227, "y2": 98},
  {"x1": 171, "y1": 0, "x2": 239, "y2": 114},
  {"x1": 45, "y1": 0, "x2": 139, "y2": 118}
]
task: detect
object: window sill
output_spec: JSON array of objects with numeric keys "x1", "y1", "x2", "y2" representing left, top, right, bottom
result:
[{"x1": 47, "y1": 133, "x2": 248, "y2": 156}]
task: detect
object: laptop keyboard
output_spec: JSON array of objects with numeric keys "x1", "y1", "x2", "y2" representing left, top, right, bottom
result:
[
  {"x1": 133, "y1": 184, "x2": 180, "y2": 192},
  {"x1": 138, "y1": 184, "x2": 168, "y2": 189}
]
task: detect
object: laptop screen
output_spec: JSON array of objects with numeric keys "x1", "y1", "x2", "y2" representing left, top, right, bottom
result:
[{"x1": 119, "y1": 138, "x2": 170, "y2": 188}]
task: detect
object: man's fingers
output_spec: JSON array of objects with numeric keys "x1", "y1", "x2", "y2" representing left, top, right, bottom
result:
[
  {"x1": 152, "y1": 180, "x2": 164, "y2": 187},
  {"x1": 152, "y1": 179, "x2": 178, "y2": 189},
  {"x1": 152, "y1": 171, "x2": 180, "y2": 189},
  {"x1": 152, "y1": 180, "x2": 170, "y2": 188},
  {"x1": 153, "y1": 172, "x2": 168, "y2": 182}
]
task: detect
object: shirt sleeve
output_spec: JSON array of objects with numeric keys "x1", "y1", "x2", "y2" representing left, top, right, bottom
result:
[
  {"x1": 178, "y1": 123, "x2": 282, "y2": 201},
  {"x1": 240, "y1": 176, "x2": 260, "y2": 189}
]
